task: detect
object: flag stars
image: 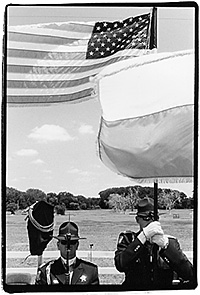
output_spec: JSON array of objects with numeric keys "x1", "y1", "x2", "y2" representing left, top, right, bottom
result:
[{"x1": 86, "y1": 13, "x2": 151, "y2": 59}]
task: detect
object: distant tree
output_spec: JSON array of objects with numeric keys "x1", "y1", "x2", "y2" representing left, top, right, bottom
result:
[
  {"x1": 80, "y1": 203, "x2": 87, "y2": 210},
  {"x1": 125, "y1": 187, "x2": 139, "y2": 211},
  {"x1": 177, "y1": 192, "x2": 191, "y2": 209},
  {"x1": 6, "y1": 187, "x2": 21, "y2": 205},
  {"x1": 75, "y1": 195, "x2": 88, "y2": 208},
  {"x1": 108, "y1": 193, "x2": 128, "y2": 213},
  {"x1": 159, "y1": 189, "x2": 181, "y2": 213},
  {"x1": 183, "y1": 197, "x2": 193, "y2": 209},
  {"x1": 57, "y1": 192, "x2": 75, "y2": 209},
  {"x1": 108, "y1": 193, "x2": 120, "y2": 211},
  {"x1": 87, "y1": 197, "x2": 100, "y2": 209},
  {"x1": 25, "y1": 188, "x2": 46, "y2": 205},
  {"x1": 46, "y1": 193, "x2": 58, "y2": 206},
  {"x1": 69, "y1": 202, "x2": 79, "y2": 210},
  {"x1": 55, "y1": 204, "x2": 66, "y2": 215},
  {"x1": 6, "y1": 202, "x2": 18, "y2": 214},
  {"x1": 99, "y1": 189, "x2": 110, "y2": 209},
  {"x1": 18, "y1": 192, "x2": 29, "y2": 209}
]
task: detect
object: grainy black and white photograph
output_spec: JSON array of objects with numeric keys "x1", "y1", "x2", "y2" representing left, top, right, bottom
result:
[{"x1": 2, "y1": 1, "x2": 198, "y2": 293}]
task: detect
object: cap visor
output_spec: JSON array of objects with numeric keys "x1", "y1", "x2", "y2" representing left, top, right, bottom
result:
[
  {"x1": 53, "y1": 235, "x2": 86, "y2": 240},
  {"x1": 137, "y1": 212, "x2": 153, "y2": 216}
]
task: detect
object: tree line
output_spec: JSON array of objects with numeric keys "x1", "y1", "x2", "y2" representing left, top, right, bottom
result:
[
  {"x1": 99, "y1": 186, "x2": 193, "y2": 213},
  {"x1": 6, "y1": 185, "x2": 193, "y2": 215}
]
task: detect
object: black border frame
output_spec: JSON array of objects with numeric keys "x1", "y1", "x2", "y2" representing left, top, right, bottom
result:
[{"x1": 2, "y1": 1, "x2": 198, "y2": 293}]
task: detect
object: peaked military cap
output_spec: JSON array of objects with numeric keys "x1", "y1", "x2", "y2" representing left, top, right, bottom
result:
[
  {"x1": 136, "y1": 197, "x2": 154, "y2": 216},
  {"x1": 54, "y1": 221, "x2": 86, "y2": 241}
]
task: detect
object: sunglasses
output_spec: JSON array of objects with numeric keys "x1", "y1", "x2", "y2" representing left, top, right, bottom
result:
[
  {"x1": 137, "y1": 214, "x2": 158, "y2": 221},
  {"x1": 60, "y1": 240, "x2": 78, "y2": 246}
]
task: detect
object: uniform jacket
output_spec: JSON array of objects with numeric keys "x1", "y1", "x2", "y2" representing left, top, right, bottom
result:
[
  {"x1": 35, "y1": 257, "x2": 99, "y2": 285},
  {"x1": 114, "y1": 230, "x2": 193, "y2": 289}
]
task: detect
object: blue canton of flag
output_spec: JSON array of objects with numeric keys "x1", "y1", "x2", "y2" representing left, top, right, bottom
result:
[{"x1": 86, "y1": 13, "x2": 150, "y2": 59}]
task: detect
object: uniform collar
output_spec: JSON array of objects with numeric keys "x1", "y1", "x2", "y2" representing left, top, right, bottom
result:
[{"x1": 61, "y1": 256, "x2": 76, "y2": 266}]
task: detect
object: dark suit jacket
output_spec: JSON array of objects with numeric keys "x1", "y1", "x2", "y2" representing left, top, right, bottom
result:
[
  {"x1": 35, "y1": 257, "x2": 99, "y2": 285},
  {"x1": 115, "y1": 230, "x2": 194, "y2": 289}
]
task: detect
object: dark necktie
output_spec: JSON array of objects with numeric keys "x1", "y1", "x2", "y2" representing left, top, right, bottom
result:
[{"x1": 64, "y1": 263, "x2": 74, "y2": 285}]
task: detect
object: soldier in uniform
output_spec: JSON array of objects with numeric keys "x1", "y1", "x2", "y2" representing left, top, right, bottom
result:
[
  {"x1": 114, "y1": 197, "x2": 194, "y2": 289},
  {"x1": 35, "y1": 221, "x2": 99, "y2": 285}
]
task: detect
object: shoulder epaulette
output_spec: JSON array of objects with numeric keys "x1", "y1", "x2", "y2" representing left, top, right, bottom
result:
[{"x1": 38, "y1": 259, "x2": 55, "y2": 270}]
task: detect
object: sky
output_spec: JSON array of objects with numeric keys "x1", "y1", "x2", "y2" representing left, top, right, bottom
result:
[{"x1": 4, "y1": 2, "x2": 195, "y2": 198}]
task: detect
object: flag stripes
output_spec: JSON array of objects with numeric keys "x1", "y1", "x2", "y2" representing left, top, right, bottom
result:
[
  {"x1": 7, "y1": 13, "x2": 153, "y2": 105},
  {"x1": 98, "y1": 105, "x2": 194, "y2": 180},
  {"x1": 7, "y1": 77, "x2": 90, "y2": 88},
  {"x1": 8, "y1": 89, "x2": 93, "y2": 105}
]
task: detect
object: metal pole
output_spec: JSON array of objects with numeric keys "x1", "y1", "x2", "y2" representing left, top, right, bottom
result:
[
  {"x1": 37, "y1": 255, "x2": 43, "y2": 268},
  {"x1": 149, "y1": 7, "x2": 157, "y2": 50},
  {"x1": 153, "y1": 181, "x2": 158, "y2": 285},
  {"x1": 89, "y1": 243, "x2": 94, "y2": 262},
  {"x1": 154, "y1": 181, "x2": 158, "y2": 221},
  {"x1": 65, "y1": 233, "x2": 71, "y2": 284}
]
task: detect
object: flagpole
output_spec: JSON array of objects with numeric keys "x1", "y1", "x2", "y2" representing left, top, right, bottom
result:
[
  {"x1": 149, "y1": 7, "x2": 159, "y2": 284},
  {"x1": 149, "y1": 7, "x2": 157, "y2": 50},
  {"x1": 153, "y1": 180, "x2": 159, "y2": 285},
  {"x1": 38, "y1": 255, "x2": 43, "y2": 268},
  {"x1": 154, "y1": 181, "x2": 158, "y2": 221}
]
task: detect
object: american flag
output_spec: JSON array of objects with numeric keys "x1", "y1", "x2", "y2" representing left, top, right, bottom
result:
[
  {"x1": 87, "y1": 14, "x2": 150, "y2": 59},
  {"x1": 7, "y1": 11, "x2": 155, "y2": 106}
]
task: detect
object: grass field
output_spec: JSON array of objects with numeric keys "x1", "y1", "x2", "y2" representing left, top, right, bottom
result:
[{"x1": 5, "y1": 208, "x2": 194, "y2": 284}]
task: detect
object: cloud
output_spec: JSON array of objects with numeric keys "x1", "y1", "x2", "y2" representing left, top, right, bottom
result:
[
  {"x1": 43, "y1": 169, "x2": 52, "y2": 174},
  {"x1": 67, "y1": 167, "x2": 92, "y2": 178},
  {"x1": 31, "y1": 159, "x2": 45, "y2": 165},
  {"x1": 68, "y1": 168, "x2": 81, "y2": 174},
  {"x1": 28, "y1": 124, "x2": 74, "y2": 143},
  {"x1": 78, "y1": 124, "x2": 94, "y2": 135},
  {"x1": 16, "y1": 149, "x2": 38, "y2": 157}
]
